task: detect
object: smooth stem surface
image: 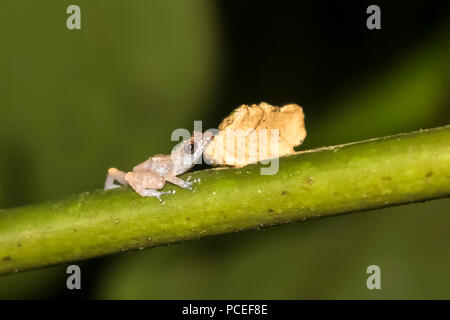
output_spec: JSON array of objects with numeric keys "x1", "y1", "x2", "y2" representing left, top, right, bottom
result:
[{"x1": 1, "y1": 126, "x2": 450, "y2": 275}]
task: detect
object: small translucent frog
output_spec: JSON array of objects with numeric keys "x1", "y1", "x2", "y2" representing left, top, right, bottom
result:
[{"x1": 104, "y1": 131, "x2": 213, "y2": 202}]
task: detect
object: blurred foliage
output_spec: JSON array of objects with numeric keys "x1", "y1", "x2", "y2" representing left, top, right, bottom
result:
[
  {"x1": 0, "y1": 0, "x2": 219, "y2": 207},
  {"x1": 307, "y1": 19, "x2": 450, "y2": 147},
  {"x1": 0, "y1": 1, "x2": 449, "y2": 299}
]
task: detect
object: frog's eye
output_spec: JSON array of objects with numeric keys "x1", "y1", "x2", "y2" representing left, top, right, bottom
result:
[{"x1": 184, "y1": 141, "x2": 197, "y2": 154}]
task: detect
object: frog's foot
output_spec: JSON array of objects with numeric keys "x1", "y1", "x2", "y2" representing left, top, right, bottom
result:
[
  {"x1": 105, "y1": 168, "x2": 129, "y2": 190},
  {"x1": 139, "y1": 189, "x2": 173, "y2": 202},
  {"x1": 165, "y1": 176, "x2": 193, "y2": 190}
]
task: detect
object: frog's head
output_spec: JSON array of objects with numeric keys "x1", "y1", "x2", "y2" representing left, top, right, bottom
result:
[{"x1": 171, "y1": 131, "x2": 214, "y2": 175}]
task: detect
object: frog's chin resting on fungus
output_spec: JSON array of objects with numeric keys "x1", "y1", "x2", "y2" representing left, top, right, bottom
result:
[{"x1": 104, "y1": 102, "x2": 307, "y2": 200}]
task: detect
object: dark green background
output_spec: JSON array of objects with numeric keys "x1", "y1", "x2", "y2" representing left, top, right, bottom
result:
[{"x1": 0, "y1": 0, "x2": 449, "y2": 299}]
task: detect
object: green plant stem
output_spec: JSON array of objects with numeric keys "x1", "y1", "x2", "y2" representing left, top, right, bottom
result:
[{"x1": 1, "y1": 126, "x2": 449, "y2": 275}]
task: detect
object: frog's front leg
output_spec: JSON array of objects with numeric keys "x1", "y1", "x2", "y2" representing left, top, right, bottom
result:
[
  {"x1": 165, "y1": 175, "x2": 193, "y2": 189},
  {"x1": 125, "y1": 171, "x2": 172, "y2": 202}
]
